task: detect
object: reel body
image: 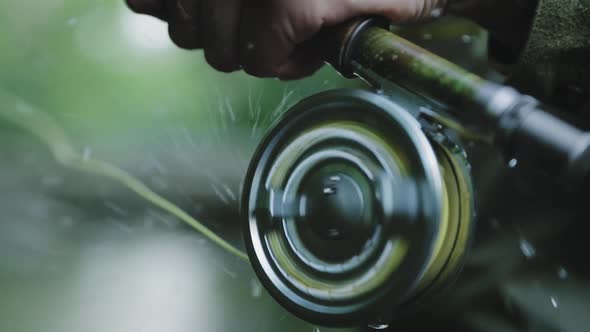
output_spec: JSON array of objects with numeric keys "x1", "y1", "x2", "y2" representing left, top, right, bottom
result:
[{"x1": 242, "y1": 89, "x2": 474, "y2": 326}]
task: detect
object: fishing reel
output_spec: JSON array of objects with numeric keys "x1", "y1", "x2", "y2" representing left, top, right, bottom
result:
[
  {"x1": 242, "y1": 88, "x2": 474, "y2": 326},
  {"x1": 242, "y1": 18, "x2": 590, "y2": 327}
]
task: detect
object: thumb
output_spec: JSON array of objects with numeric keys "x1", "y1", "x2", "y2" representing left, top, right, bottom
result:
[
  {"x1": 126, "y1": 0, "x2": 167, "y2": 20},
  {"x1": 323, "y1": 0, "x2": 446, "y2": 25}
]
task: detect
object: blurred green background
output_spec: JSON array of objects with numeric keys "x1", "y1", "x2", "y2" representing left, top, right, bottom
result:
[
  {"x1": 0, "y1": 1, "x2": 360, "y2": 331},
  {"x1": 0, "y1": 1, "x2": 368, "y2": 331},
  {"x1": 4, "y1": 1, "x2": 586, "y2": 332}
]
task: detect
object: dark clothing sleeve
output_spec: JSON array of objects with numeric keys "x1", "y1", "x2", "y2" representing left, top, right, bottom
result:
[
  {"x1": 451, "y1": 0, "x2": 590, "y2": 112},
  {"x1": 509, "y1": 0, "x2": 590, "y2": 111}
]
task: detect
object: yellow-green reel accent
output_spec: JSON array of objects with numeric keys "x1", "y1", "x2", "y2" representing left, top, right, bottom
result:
[{"x1": 412, "y1": 139, "x2": 473, "y2": 298}]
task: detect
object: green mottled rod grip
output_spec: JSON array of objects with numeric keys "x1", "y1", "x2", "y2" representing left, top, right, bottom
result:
[
  {"x1": 318, "y1": 18, "x2": 590, "y2": 185},
  {"x1": 315, "y1": 18, "x2": 493, "y2": 110},
  {"x1": 351, "y1": 26, "x2": 489, "y2": 108}
]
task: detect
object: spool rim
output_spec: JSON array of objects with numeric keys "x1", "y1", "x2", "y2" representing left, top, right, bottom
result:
[{"x1": 241, "y1": 89, "x2": 470, "y2": 326}]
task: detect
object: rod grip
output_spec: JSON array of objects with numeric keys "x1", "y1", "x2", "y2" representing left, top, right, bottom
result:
[
  {"x1": 510, "y1": 105, "x2": 590, "y2": 184},
  {"x1": 314, "y1": 18, "x2": 590, "y2": 186},
  {"x1": 310, "y1": 18, "x2": 389, "y2": 77}
]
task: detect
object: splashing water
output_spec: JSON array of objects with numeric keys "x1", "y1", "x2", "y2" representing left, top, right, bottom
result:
[
  {"x1": 42, "y1": 175, "x2": 63, "y2": 187},
  {"x1": 508, "y1": 158, "x2": 518, "y2": 168},
  {"x1": 519, "y1": 238, "x2": 537, "y2": 259},
  {"x1": 104, "y1": 200, "x2": 128, "y2": 216},
  {"x1": 430, "y1": 8, "x2": 443, "y2": 18},
  {"x1": 369, "y1": 323, "x2": 390, "y2": 330},
  {"x1": 59, "y1": 216, "x2": 75, "y2": 227},
  {"x1": 461, "y1": 35, "x2": 473, "y2": 43},
  {"x1": 557, "y1": 266, "x2": 569, "y2": 279},
  {"x1": 0, "y1": 88, "x2": 249, "y2": 262},
  {"x1": 66, "y1": 17, "x2": 79, "y2": 27},
  {"x1": 211, "y1": 183, "x2": 231, "y2": 206},
  {"x1": 148, "y1": 155, "x2": 168, "y2": 175},
  {"x1": 221, "y1": 183, "x2": 237, "y2": 201},
  {"x1": 250, "y1": 278, "x2": 263, "y2": 299},
  {"x1": 329, "y1": 175, "x2": 341, "y2": 182},
  {"x1": 82, "y1": 146, "x2": 92, "y2": 162},
  {"x1": 323, "y1": 186, "x2": 336, "y2": 195}
]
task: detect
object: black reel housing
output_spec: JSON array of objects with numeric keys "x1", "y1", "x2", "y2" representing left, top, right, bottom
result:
[{"x1": 241, "y1": 89, "x2": 474, "y2": 327}]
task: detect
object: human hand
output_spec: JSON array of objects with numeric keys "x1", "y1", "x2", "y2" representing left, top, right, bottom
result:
[{"x1": 126, "y1": 0, "x2": 448, "y2": 79}]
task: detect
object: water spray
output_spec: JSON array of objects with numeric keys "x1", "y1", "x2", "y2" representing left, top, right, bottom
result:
[{"x1": 0, "y1": 88, "x2": 249, "y2": 262}]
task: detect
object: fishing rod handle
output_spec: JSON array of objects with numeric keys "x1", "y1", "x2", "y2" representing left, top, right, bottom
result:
[{"x1": 316, "y1": 18, "x2": 590, "y2": 185}]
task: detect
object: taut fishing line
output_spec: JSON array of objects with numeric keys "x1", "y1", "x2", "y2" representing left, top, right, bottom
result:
[{"x1": 0, "y1": 88, "x2": 249, "y2": 262}]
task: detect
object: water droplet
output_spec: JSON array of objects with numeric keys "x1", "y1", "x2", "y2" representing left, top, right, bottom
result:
[
  {"x1": 16, "y1": 101, "x2": 33, "y2": 114},
  {"x1": 461, "y1": 34, "x2": 473, "y2": 43},
  {"x1": 150, "y1": 176, "x2": 169, "y2": 190},
  {"x1": 323, "y1": 186, "x2": 336, "y2": 195},
  {"x1": 419, "y1": 106, "x2": 432, "y2": 114},
  {"x1": 391, "y1": 54, "x2": 399, "y2": 61},
  {"x1": 66, "y1": 17, "x2": 79, "y2": 26},
  {"x1": 327, "y1": 228, "x2": 341, "y2": 238},
  {"x1": 422, "y1": 33, "x2": 432, "y2": 40},
  {"x1": 82, "y1": 146, "x2": 92, "y2": 162},
  {"x1": 369, "y1": 323, "x2": 389, "y2": 330},
  {"x1": 104, "y1": 201, "x2": 128, "y2": 216},
  {"x1": 144, "y1": 218, "x2": 155, "y2": 229},
  {"x1": 42, "y1": 175, "x2": 62, "y2": 187},
  {"x1": 222, "y1": 183, "x2": 237, "y2": 201},
  {"x1": 519, "y1": 238, "x2": 537, "y2": 259},
  {"x1": 329, "y1": 175, "x2": 341, "y2": 182},
  {"x1": 430, "y1": 8, "x2": 443, "y2": 18},
  {"x1": 246, "y1": 42, "x2": 255, "y2": 51},
  {"x1": 149, "y1": 156, "x2": 168, "y2": 175},
  {"x1": 550, "y1": 296, "x2": 559, "y2": 308},
  {"x1": 490, "y1": 218, "x2": 501, "y2": 230},
  {"x1": 250, "y1": 278, "x2": 262, "y2": 298},
  {"x1": 211, "y1": 183, "x2": 230, "y2": 205},
  {"x1": 59, "y1": 216, "x2": 74, "y2": 227},
  {"x1": 557, "y1": 266, "x2": 569, "y2": 279},
  {"x1": 508, "y1": 158, "x2": 518, "y2": 168}
]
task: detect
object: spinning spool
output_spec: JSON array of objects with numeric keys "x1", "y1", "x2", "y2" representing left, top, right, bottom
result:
[{"x1": 242, "y1": 89, "x2": 474, "y2": 326}]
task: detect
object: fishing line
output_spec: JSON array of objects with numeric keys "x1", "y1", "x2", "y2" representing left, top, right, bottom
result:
[{"x1": 0, "y1": 88, "x2": 249, "y2": 262}]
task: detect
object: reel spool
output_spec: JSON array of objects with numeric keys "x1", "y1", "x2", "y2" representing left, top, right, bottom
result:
[{"x1": 242, "y1": 89, "x2": 474, "y2": 326}]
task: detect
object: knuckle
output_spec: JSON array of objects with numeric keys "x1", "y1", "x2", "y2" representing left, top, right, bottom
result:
[
  {"x1": 204, "y1": 51, "x2": 237, "y2": 73},
  {"x1": 412, "y1": 1, "x2": 427, "y2": 20},
  {"x1": 242, "y1": 63, "x2": 275, "y2": 78},
  {"x1": 126, "y1": 0, "x2": 165, "y2": 16},
  {"x1": 240, "y1": 46, "x2": 276, "y2": 77},
  {"x1": 241, "y1": 64, "x2": 263, "y2": 77},
  {"x1": 126, "y1": 0, "x2": 145, "y2": 13},
  {"x1": 285, "y1": 5, "x2": 322, "y2": 43},
  {"x1": 168, "y1": 24, "x2": 200, "y2": 49}
]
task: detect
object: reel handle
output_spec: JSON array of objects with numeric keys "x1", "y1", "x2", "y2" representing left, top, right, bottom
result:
[{"x1": 314, "y1": 18, "x2": 590, "y2": 187}]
